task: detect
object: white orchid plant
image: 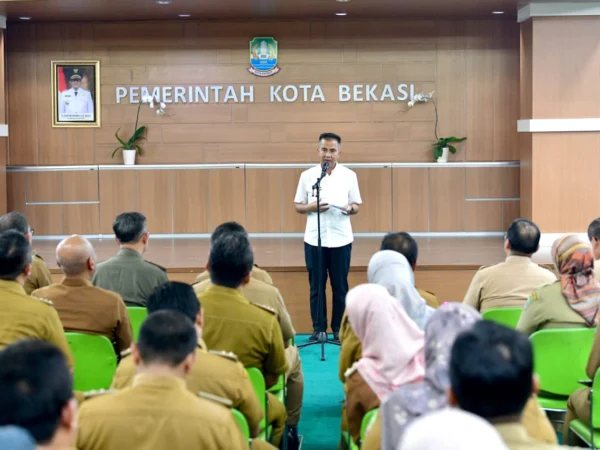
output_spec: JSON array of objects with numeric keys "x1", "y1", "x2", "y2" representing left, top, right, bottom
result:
[
  {"x1": 407, "y1": 90, "x2": 435, "y2": 108},
  {"x1": 112, "y1": 95, "x2": 167, "y2": 158}
]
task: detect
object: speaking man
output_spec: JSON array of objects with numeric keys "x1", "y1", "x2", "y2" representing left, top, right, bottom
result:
[{"x1": 294, "y1": 132, "x2": 362, "y2": 343}]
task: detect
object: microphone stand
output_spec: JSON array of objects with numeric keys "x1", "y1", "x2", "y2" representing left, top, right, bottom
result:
[{"x1": 298, "y1": 166, "x2": 340, "y2": 361}]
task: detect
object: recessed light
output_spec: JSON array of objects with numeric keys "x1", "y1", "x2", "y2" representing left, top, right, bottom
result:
[
  {"x1": 336, "y1": 0, "x2": 351, "y2": 2},
  {"x1": 178, "y1": 13, "x2": 191, "y2": 17},
  {"x1": 492, "y1": 10, "x2": 504, "y2": 14},
  {"x1": 156, "y1": 0, "x2": 171, "y2": 4},
  {"x1": 19, "y1": 17, "x2": 31, "y2": 20},
  {"x1": 335, "y1": 12, "x2": 347, "y2": 16}
]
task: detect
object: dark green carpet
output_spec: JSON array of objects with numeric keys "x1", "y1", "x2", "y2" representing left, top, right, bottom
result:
[{"x1": 296, "y1": 334, "x2": 343, "y2": 450}]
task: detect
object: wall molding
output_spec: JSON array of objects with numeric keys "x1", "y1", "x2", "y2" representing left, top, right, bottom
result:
[
  {"x1": 517, "y1": 118, "x2": 600, "y2": 133},
  {"x1": 519, "y1": 2, "x2": 600, "y2": 22}
]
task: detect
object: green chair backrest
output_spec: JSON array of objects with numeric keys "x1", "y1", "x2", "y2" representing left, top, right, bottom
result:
[
  {"x1": 246, "y1": 367, "x2": 268, "y2": 432},
  {"x1": 65, "y1": 332, "x2": 117, "y2": 391},
  {"x1": 361, "y1": 408, "x2": 379, "y2": 441},
  {"x1": 232, "y1": 409, "x2": 250, "y2": 443},
  {"x1": 592, "y1": 368, "x2": 600, "y2": 429},
  {"x1": 127, "y1": 307, "x2": 148, "y2": 341},
  {"x1": 482, "y1": 307, "x2": 523, "y2": 329},
  {"x1": 531, "y1": 328, "x2": 595, "y2": 397}
]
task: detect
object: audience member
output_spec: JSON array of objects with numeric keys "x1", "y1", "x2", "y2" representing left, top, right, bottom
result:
[
  {"x1": 463, "y1": 219, "x2": 555, "y2": 312},
  {"x1": 92, "y1": 212, "x2": 168, "y2": 307},
  {"x1": 449, "y1": 321, "x2": 581, "y2": 449},
  {"x1": 0, "y1": 231, "x2": 73, "y2": 365},
  {"x1": 0, "y1": 211, "x2": 52, "y2": 294},
  {"x1": 344, "y1": 284, "x2": 425, "y2": 446},
  {"x1": 197, "y1": 231, "x2": 288, "y2": 447},
  {"x1": 0, "y1": 339, "x2": 77, "y2": 450},
  {"x1": 77, "y1": 310, "x2": 247, "y2": 450},
  {"x1": 32, "y1": 235, "x2": 132, "y2": 355},
  {"x1": 587, "y1": 218, "x2": 600, "y2": 280},
  {"x1": 517, "y1": 234, "x2": 600, "y2": 335}
]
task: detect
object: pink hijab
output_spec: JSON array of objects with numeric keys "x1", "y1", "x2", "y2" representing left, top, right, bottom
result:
[{"x1": 347, "y1": 284, "x2": 426, "y2": 401}]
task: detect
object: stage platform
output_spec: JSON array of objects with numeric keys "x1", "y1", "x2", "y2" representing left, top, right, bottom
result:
[{"x1": 35, "y1": 236, "x2": 555, "y2": 333}]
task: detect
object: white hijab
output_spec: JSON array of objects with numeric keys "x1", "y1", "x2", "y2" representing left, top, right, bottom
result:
[{"x1": 367, "y1": 250, "x2": 434, "y2": 330}]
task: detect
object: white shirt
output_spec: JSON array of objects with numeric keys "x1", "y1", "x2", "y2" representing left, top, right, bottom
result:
[
  {"x1": 294, "y1": 163, "x2": 362, "y2": 248},
  {"x1": 58, "y1": 88, "x2": 94, "y2": 120}
]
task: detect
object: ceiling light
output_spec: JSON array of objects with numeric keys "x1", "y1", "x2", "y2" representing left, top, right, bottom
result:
[
  {"x1": 19, "y1": 17, "x2": 31, "y2": 20},
  {"x1": 335, "y1": 12, "x2": 347, "y2": 16},
  {"x1": 156, "y1": 0, "x2": 172, "y2": 4},
  {"x1": 492, "y1": 10, "x2": 504, "y2": 14},
  {"x1": 336, "y1": 0, "x2": 351, "y2": 2},
  {"x1": 178, "y1": 13, "x2": 191, "y2": 17}
]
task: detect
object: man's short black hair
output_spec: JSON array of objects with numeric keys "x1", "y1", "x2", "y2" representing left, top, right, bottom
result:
[
  {"x1": 147, "y1": 281, "x2": 200, "y2": 323},
  {"x1": 210, "y1": 221, "x2": 247, "y2": 245},
  {"x1": 0, "y1": 339, "x2": 73, "y2": 444},
  {"x1": 380, "y1": 232, "x2": 419, "y2": 267},
  {"x1": 588, "y1": 218, "x2": 600, "y2": 241},
  {"x1": 0, "y1": 231, "x2": 32, "y2": 280},
  {"x1": 208, "y1": 232, "x2": 253, "y2": 289},
  {"x1": 137, "y1": 310, "x2": 197, "y2": 367},
  {"x1": 113, "y1": 212, "x2": 147, "y2": 244},
  {"x1": 450, "y1": 321, "x2": 533, "y2": 420},
  {"x1": 0, "y1": 211, "x2": 29, "y2": 235},
  {"x1": 506, "y1": 218, "x2": 541, "y2": 255},
  {"x1": 318, "y1": 132, "x2": 341, "y2": 145}
]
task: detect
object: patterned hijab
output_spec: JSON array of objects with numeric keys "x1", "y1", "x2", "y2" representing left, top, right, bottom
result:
[
  {"x1": 552, "y1": 235, "x2": 600, "y2": 326},
  {"x1": 381, "y1": 303, "x2": 481, "y2": 450},
  {"x1": 347, "y1": 284, "x2": 425, "y2": 402}
]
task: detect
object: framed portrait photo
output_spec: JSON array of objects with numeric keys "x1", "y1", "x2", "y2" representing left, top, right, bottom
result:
[{"x1": 51, "y1": 61, "x2": 101, "y2": 127}]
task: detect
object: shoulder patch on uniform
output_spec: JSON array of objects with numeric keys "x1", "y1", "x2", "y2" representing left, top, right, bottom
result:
[
  {"x1": 32, "y1": 296, "x2": 54, "y2": 306},
  {"x1": 523, "y1": 291, "x2": 538, "y2": 310},
  {"x1": 344, "y1": 364, "x2": 358, "y2": 380},
  {"x1": 120, "y1": 348, "x2": 132, "y2": 358},
  {"x1": 83, "y1": 389, "x2": 116, "y2": 399},
  {"x1": 209, "y1": 350, "x2": 239, "y2": 362},
  {"x1": 253, "y1": 303, "x2": 276, "y2": 315},
  {"x1": 197, "y1": 391, "x2": 234, "y2": 407},
  {"x1": 145, "y1": 260, "x2": 167, "y2": 272}
]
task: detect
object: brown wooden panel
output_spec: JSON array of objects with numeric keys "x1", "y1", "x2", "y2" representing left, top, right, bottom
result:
[
  {"x1": 282, "y1": 168, "x2": 307, "y2": 233},
  {"x1": 208, "y1": 168, "x2": 245, "y2": 230},
  {"x1": 429, "y1": 167, "x2": 465, "y2": 232},
  {"x1": 162, "y1": 125, "x2": 270, "y2": 144},
  {"x1": 98, "y1": 170, "x2": 136, "y2": 233},
  {"x1": 27, "y1": 205, "x2": 63, "y2": 235},
  {"x1": 520, "y1": 21, "x2": 533, "y2": 120},
  {"x1": 352, "y1": 167, "x2": 392, "y2": 232},
  {"x1": 172, "y1": 169, "x2": 210, "y2": 233},
  {"x1": 26, "y1": 172, "x2": 62, "y2": 203},
  {"x1": 465, "y1": 201, "x2": 503, "y2": 232},
  {"x1": 7, "y1": 172, "x2": 26, "y2": 213},
  {"x1": 247, "y1": 104, "x2": 357, "y2": 123},
  {"x1": 135, "y1": 170, "x2": 173, "y2": 234},
  {"x1": 392, "y1": 168, "x2": 429, "y2": 232},
  {"x1": 465, "y1": 167, "x2": 519, "y2": 199},
  {"x1": 520, "y1": 134, "x2": 532, "y2": 220},
  {"x1": 245, "y1": 169, "x2": 282, "y2": 233},
  {"x1": 502, "y1": 200, "x2": 520, "y2": 230},
  {"x1": 62, "y1": 170, "x2": 99, "y2": 202},
  {"x1": 64, "y1": 204, "x2": 100, "y2": 235},
  {"x1": 0, "y1": 140, "x2": 7, "y2": 216}
]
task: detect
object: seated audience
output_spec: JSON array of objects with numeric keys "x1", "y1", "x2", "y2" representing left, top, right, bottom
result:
[
  {"x1": 463, "y1": 219, "x2": 555, "y2": 312},
  {"x1": 32, "y1": 235, "x2": 132, "y2": 356},
  {"x1": 0, "y1": 231, "x2": 73, "y2": 366},
  {"x1": 587, "y1": 218, "x2": 600, "y2": 280},
  {"x1": 77, "y1": 311, "x2": 247, "y2": 450},
  {"x1": 194, "y1": 222, "x2": 302, "y2": 449},
  {"x1": 0, "y1": 339, "x2": 77, "y2": 450},
  {"x1": 0, "y1": 211, "x2": 52, "y2": 294},
  {"x1": 449, "y1": 321, "x2": 581, "y2": 449},
  {"x1": 111, "y1": 281, "x2": 274, "y2": 448},
  {"x1": 92, "y1": 212, "x2": 168, "y2": 307},
  {"x1": 398, "y1": 408, "x2": 509, "y2": 450},
  {"x1": 517, "y1": 234, "x2": 600, "y2": 335},
  {"x1": 344, "y1": 283, "x2": 425, "y2": 446},
  {"x1": 197, "y1": 231, "x2": 289, "y2": 447}
]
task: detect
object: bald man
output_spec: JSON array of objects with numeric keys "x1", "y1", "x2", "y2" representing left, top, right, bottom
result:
[{"x1": 32, "y1": 235, "x2": 132, "y2": 356}]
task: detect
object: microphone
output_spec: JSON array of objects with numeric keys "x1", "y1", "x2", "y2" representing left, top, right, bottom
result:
[{"x1": 321, "y1": 162, "x2": 330, "y2": 176}]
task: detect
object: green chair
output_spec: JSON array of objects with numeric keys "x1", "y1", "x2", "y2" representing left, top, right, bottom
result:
[
  {"x1": 569, "y1": 367, "x2": 600, "y2": 448},
  {"x1": 65, "y1": 332, "x2": 117, "y2": 391},
  {"x1": 531, "y1": 328, "x2": 595, "y2": 411},
  {"x1": 246, "y1": 367, "x2": 272, "y2": 442},
  {"x1": 361, "y1": 408, "x2": 379, "y2": 442},
  {"x1": 126, "y1": 306, "x2": 148, "y2": 341},
  {"x1": 482, "y1": 307, "x2": 523, "y2": 328},
  {"x1": 232, "y1": 409, "x2": 251, "y2": 446},
  {"x1": 267, "y1": 374, "x2": 286, "y2": 405}
]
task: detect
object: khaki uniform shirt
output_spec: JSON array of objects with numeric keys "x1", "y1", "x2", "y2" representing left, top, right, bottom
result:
[
  {"x1": 32, "y1": 277, "x2": 132, "y2": 355},
  {"x1": 494, "y1": 423, "x2": 582, "y2": 450},
  {"x1": 91, "y1": 248, "x2": 168, "y2": 307},
  {"x1": 516, "y1": 281, "x2": 588, "y2": 335},
  {"x1": 76, "y1": 374, "x2": 247, "y2": 450},
  {"x1": 111, "y1": 339, "x2": 263, "y2": 436},
  {"x1": 417, "y1": 288, "x2": 440, "y2": 309},
  {"x1": 463, "y1": 256, "x2": 557, "y2": 313},
  {"x1": 23, "y1": 254, "x2": 53, "y2": 295},
  {"x1": 345, "y1": 368, "x2": 380, "y2": 445},
  {"x1": 0, "y1": 280, "x2": 74, "y2": 366},
  {"x1": 194, "y1": 278, "x2": 295, "y2": 343},
  {"x1": 195, "y1": 265, "x2": 274, "y2": 285},
  {"x1": 198, "y1": 285, "x2": 288, "y2": 378}
]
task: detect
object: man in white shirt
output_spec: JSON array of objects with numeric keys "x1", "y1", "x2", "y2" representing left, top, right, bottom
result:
[
  {"x1": 294, "y1": 132, "x2": 362, "y2": 343},
  {"x1": 58, "y1": 71, "x2": 94, "y2": 121}
]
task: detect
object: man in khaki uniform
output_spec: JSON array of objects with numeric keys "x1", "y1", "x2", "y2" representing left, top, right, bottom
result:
[
  {"x1": 587, "y1": 218, "x2": 600, "y2": 280},
  {"x1": 0, "y1": 211, "x2": 52, "y2": 294},
  {"x1": 92, "y1": 212, "x2": 168, "y2": 307},
  {"x1": 32, "y1": 235, "x2": 132, "y2": 356},
  {"x1": 0, "y1": 231, "x2": 74, "y2": 367},
  {"x1": 77, "y1": 310, "x2": 247, "y2": 450},
  {"x1": 198, "y1": 231, "x2": 289, "y2": 447},
  {"x1": 463, "y1": 219, "x2": 556, "y2": 313}
]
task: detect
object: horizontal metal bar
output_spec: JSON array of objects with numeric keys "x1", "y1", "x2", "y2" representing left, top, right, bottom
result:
[
  {"x1": 98, "y1": 164, "x2": 244, "y2": 170},
  {"x1": 392, "y1": 162, "x2": 520, "y2": 168},
  {"x1": 8, "y1": 166, "x2": 98, "y2": 172},
  {"x1": 26, "y1": 201, "x2": 100, "y2": 206},
  {"x1": 465, "y1": 198, "x2": 520, "y2": 202}
]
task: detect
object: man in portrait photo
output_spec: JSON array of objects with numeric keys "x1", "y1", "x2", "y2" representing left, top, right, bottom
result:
[{"x1": 58, "y1": 68, "x2": 94, "y2": 122}]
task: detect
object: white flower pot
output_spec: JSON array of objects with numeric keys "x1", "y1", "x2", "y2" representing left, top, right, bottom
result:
[
  {"x1": 436, "y1": 147, "x2": 449, "y2": 163},
  {"x1": 122, "y1": 149, "x2": 137, "y2": 165}
]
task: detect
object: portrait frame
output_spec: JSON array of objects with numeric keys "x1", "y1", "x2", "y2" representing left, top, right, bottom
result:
[{"x1": 51, "y1": 60, "x2": 101, "y2": 128}]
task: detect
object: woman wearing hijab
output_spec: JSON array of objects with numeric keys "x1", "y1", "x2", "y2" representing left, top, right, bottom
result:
[
  {"x1": 344, "y1": 284, "x2": 425, "y2": 446},
  {"x1": 517, "y1": 234, "x2": 600, "y2": 335}
]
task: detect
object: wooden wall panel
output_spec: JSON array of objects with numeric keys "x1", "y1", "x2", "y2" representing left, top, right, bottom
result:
[
  {"x1": 208, "y1": 168, "x2": 245, "y2": 230},
  {"x1": 98, "y1": 170, "x2": 136, "y2": 233},
  {"x1": 392, "y1": 168, "x2": 429, "y2": 232},
  {"x1": 520, "y1": 20, "x2": 533, "y2": 120},
  {"x1": 26, "y1": 172, "x2": 62, "y2": 203},
  {"x1": 465, "y1": 201, "x2": 503, "y2": 231},
  {"x1": 520, "y1": 134, "x2": 533, "y2": 220},
  {"x1": 352, "y1": 167, "x2": 392, "y2": 232},
  {"x1": 135, "y1": 170, "x2": 173, "y2": 234},
  {"x1": 7, "y1": 172, "x2": 26, "y2": 213},
  {"x1": 245, "y1": 169, "x2": 282, "y2": 233},
  {"x1": 429, "y1": 168, "x2": 465, "y2": 232},
  {"x1": 465, "y1": 167, "x2": 519, "y2": 199},
  {"x1": 64, "y1": 204, "x2": 99, "y2": 235},
  {"x1": 172, "y1": 169, "x2": 210, "y2": 233},
  {"x1": 62, "y1": 170, "x2": 99, "y2": 202},
  {"x1": 502, "y1": 200, "x2": 521, "y2": 230},
  {"x1": 27, "y1": 205, "x2": 63, "y2": 235},
  {"x1": 282, "y1": 168, "x2": 306, "y2": 233}
]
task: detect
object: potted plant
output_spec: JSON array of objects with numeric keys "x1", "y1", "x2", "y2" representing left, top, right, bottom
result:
[
  {"x1": 113, "y1": 95, "x2": 166, "y2": 165},
  {"x1": 433, "y1": 137, "x2": 466, "y2": 163}
]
